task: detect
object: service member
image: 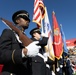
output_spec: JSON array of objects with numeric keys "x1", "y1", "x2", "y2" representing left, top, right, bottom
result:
[
  {"x1": 0, "y1": 10, "x2": 41, "y2": 75},
  {"x1": 29, "y1": 28, "x2": 54, "y2": 75}
]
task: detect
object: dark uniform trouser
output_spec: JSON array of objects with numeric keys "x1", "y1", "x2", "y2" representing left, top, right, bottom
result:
[
  {"x1": 0, "y1": 72, "x2": 15, "y2": 75},
  {"x1": 64, "y1": 67, "x2": 73, "y2": 75},
  {"x1": 56, "y1": 68, "x2": 63, "y2": 75},
  {"x1": 46, "y1": 67, "x2": 52, "y2": 75},
  {"x1": 31, "y1": 61, "x2": 46, "y2": 75}
]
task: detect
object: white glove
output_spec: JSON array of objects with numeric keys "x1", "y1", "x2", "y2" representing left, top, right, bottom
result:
[
  {"x1": 41, "y1": 32, "x2": 48, "y2": 37},
  {"x1": 56, "y1": 67, "x2": 60, "y2": 72},
  {"x1": 26, "y1": 41, "x2": 41, "y2": 57},
  {"x1": 43, "y1": 52, "x2": 48, "y2": 62},
  {"x1": 43, "y1": 52, "x2": 49, "y2": 57},
  {"x1": 52, "y1": 71, "x2": 56, "y2": 75}
]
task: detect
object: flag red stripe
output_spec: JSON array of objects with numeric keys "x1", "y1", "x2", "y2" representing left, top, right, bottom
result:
[{"x1": 32, "y1": 0, "x2": 45, "y2": 28}]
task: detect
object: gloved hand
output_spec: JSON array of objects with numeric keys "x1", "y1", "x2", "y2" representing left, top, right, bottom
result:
[
  {"x1": 43, "y1": 52, "x2": 49, "y2": 57},
  {"x1": 26, "y1": 41, "x2": 41, "y2": 57},
  {"x1": 43, "y1": 52, "x2": 48, "y2": 62},
  {"x1": 41, "y1": 32, "x2": 48, "y2": 37}
]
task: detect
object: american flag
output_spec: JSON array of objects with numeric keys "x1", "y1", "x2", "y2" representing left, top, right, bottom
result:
[
  {"x1": 39, "y1": 0, "x2": 45, "y2": 19},
  {"x1": 32, "y1": 0, "x2": 45, "y2": 28}
]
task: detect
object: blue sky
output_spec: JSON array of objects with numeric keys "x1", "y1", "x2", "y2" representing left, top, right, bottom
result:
[{"x1": 0, "y1": 0, "x2": 76, "y2": 40}]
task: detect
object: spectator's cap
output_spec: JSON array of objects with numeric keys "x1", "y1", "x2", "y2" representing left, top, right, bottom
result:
[
  {"x1": 30, "y1": 28, "x2": 41, "y2": 36},
  {"x1": 12, "y1": 10, "x2": 30, "y2": 24},
  {"x1": 63, "y1": 52, "x2": 69, "y2": 58}
]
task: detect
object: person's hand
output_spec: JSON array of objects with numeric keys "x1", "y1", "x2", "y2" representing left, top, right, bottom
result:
[
  {"x1": 43, "y1": 52, "x2": 48, "y2": 62},
  {"x1": 25, "y1": 41, "x2": 41, "y2": 57},
  {"x1": 41, "y1": 32, "x2": 48, "y2": 37}
]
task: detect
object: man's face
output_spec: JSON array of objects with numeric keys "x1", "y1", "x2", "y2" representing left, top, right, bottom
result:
[{"x1": 16, "y1": 17, "x2": 30, "y2": 29}]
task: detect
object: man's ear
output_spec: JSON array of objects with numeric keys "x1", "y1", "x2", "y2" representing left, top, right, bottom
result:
[
  {"x1": 33, "y1": 33, "x2": 36, "y2": 37},
  {"x1": 16, "y1": 19, "x2": 20, "y2": 24}
]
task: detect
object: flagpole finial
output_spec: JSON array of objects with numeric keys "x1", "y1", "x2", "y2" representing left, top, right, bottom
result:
[{"x1": 52, "y1": 11, "x2": 55, "y2": 15}]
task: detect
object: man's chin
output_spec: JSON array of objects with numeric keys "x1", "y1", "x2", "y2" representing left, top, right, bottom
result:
[{"x1": 24, "y1": 26, "x2": 29, "y2": 29}]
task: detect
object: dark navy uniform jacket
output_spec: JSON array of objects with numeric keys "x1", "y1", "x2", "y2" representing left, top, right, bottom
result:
[
  {"x1": 30, "y1": 37, "x2": 46, "y2": 75},
  {"x1": 0, "y1": 29, "x2": 30, "y2": 75}
]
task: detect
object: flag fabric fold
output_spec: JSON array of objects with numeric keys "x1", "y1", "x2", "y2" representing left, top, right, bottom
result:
[
  {"x1": 60, "y1": 24, "x2": 68, "y2": 54},
  {"x1": 39, "y1": 0, "x2": 45, "y2": 19},
  {"x1": 52, "y1": 11, "x2": 63, "y2": 60},
  {"x1": 44, "y1": 7, "x2": 55, "y2": 61},
  {"x1": 32, "y1": 0, "x2": 45, "y2": 28}
]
